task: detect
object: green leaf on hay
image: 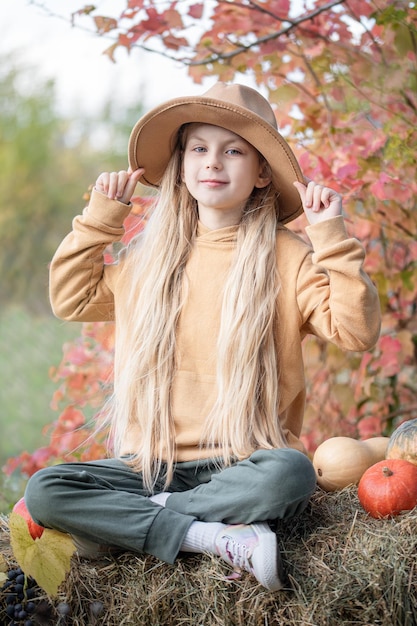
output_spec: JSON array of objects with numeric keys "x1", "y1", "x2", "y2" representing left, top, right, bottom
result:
[{"x1": 9, "y1": 512, "x2": 75, "y2": 597}]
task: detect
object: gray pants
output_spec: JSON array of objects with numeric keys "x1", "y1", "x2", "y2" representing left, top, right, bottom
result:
[{"x1": 25, "y1": 448, "x2": 316, "y2": 564}]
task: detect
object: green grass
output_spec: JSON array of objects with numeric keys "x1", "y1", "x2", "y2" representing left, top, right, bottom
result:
[{"x1": 0, "y1": 306, "x2": 82, "y2": 471}]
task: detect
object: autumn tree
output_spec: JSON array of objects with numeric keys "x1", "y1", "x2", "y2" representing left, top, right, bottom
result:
[{"x1": 5, "y1": 0, "x2": 417, "y2": 476}]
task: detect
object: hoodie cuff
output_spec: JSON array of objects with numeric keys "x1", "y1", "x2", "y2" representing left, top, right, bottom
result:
[
  {"x1": 305, "y1": 215, "x2": 348, "y2": 250},
  {"x1": 86, "y1": 188, "x2": 132, "y2": 229}
]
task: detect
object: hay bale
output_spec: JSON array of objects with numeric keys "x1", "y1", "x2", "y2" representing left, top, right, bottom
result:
[{"x1": 1, "y1": 488, "x2": 416, "y2": 625}]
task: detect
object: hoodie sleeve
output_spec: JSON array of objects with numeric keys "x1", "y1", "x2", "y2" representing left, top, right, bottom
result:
[
  {"x1": 49, "y1": 189, "x2": 131, "y2": 322},
  {"x1": 296, "y1": 216, "x2": 381, "y2": 351}
]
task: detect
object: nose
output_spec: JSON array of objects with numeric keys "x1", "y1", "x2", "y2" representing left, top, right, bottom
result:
[{"x1": 205, "y1": 152, "x2": 222, "y2": 170}]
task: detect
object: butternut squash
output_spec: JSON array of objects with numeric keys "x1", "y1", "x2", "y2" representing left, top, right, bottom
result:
[{"x1": 313, "y1": 436, "x2": 389, "y2": 492}]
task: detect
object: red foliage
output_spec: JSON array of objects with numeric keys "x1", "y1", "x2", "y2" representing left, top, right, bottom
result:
[{"x1": 3, "y1": 197, "x2": 150, "y2": 477}]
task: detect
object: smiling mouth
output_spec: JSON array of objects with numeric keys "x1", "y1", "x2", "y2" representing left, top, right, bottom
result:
[{"x1": 200, "y1": 179, "x2": 227, "y2": 186}]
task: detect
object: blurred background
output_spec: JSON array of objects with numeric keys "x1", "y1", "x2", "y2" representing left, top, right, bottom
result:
[{"x1": 0, "y1": 0, "x2": 206, "y2": 477}]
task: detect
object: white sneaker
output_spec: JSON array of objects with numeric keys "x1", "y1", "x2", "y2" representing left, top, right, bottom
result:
[
  {"x1": 72, "y1": 535, "x2": 121, "y2": 559},
  {"x1": 214, "y1": 522, "x2": 285, "y2": 591}
]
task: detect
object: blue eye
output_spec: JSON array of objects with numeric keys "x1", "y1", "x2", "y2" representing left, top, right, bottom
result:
[
  {"x1": 226, "y1": 148, "x2": 242, "y2": 155},
  {"x1": 192, "y1": 146, "x2": 207, "y2": 153}
]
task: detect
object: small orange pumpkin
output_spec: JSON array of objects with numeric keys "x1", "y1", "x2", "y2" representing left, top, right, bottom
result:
[
  {"x1": 358, "y1": 458, "x2": 417, "y2": 518},
  {"x1": 386, "y1": 418, "x2": 417, "y2": 466}
]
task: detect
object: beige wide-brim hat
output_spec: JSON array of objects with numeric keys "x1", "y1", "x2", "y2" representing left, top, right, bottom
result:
[{"x1": 128, "y1": 82, "x2": 304, "y2": 224}]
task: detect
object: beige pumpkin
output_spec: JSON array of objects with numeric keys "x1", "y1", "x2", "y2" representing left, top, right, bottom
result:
[
  {"x1": 313, "y1": 437, "x2": 376, "y2": 492},
  {"x1": 362, "y1": 436, "x2": 390, "y2": 464}
]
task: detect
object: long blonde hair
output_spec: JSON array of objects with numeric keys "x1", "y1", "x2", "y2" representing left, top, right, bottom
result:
[{"x1": 110, "y1": 127, "x2": 288, "y2": 491}]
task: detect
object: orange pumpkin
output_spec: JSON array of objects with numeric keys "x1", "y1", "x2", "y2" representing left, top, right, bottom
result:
[
  {"x1": 358, "y1": 458, "x2": 417, "y2": 518},
  {"x1": 12, "y1": 497, "x2": 44, "y2": 540},
  {"x1": 386, "y1": 419, "x2": 417, "y2": 466}
]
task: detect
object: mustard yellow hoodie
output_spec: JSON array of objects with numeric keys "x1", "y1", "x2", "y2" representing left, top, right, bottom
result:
[{"x1": 50, "y1": 190, "x2": 381, "y2": 459}]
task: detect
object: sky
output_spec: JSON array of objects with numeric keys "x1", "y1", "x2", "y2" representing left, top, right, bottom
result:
[{"x1": 1, "y1": 0, "x2": 210, "y2": 117}]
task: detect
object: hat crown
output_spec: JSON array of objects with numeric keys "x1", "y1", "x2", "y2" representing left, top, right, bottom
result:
[{"x1": 202, "y1": 82, "x2": 278, "y2": 130}]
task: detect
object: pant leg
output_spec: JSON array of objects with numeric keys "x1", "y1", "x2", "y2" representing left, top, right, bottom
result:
[
  {"x1": 24, "y1": 458, "x2": 195, "y2": 564},
  {"x1": 166, "y1": 448, "x2": 316, "y2": 524}
]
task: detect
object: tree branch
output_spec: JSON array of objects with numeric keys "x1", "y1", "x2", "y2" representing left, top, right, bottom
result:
[
  {"x1": 30, "y1": 0, "x2": 347, "y2": 69},
  {"x1": 381, "y1": 405, "x2": 417, "y2": 422},
  {"x1": 185, "y1": 0, "x2": 347, "y2": 66}
]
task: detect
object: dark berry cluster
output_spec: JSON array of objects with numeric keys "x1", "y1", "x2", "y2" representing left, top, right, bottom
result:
[{"x1": 1, "y1": 567, "x2": 37, "y2": 625}]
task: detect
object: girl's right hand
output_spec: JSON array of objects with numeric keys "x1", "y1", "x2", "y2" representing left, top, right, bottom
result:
[{"x1": 95, "y1": 168, "x2": 145, "y2": 205}]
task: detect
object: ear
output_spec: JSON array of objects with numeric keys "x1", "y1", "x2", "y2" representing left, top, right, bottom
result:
[
  {"x1": 254, "y1": 160, "x2": 272, "y2": 189},
  {"x1": 255, "y1": 175, "x2": 272, "y2": 189}
]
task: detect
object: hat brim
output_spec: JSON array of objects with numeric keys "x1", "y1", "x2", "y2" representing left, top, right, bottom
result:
[{"x1": 128, "y1": 96, "x2": 304, "y2": 224}]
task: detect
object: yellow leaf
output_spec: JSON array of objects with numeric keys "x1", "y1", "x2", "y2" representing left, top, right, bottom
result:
[
  {"x1": 103, "y1": 42, "x2": 118, "y2": 63},
  {"x1": 9, "y1": 512, "x2": 75, "y2": 597},
  {"x1": 0, "y1": 552, "x2": 7, "y2": 583},
  {"x1": 93, "y1": 15, "x2": 117, "y2": 34},
  {"x1": 270, "y1": 84, "x2": 299, "y2": 105},
  {"x1": 0, "y1": 552, "x2": 7, "y2": 572}
]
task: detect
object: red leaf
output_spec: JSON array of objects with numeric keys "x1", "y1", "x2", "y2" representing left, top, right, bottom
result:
[
  {"x1": 189, "y1": 3, "x2": 204, "y2": 19},
  {"x1": 141, "y1": 7, "x2": 164, "y2": 32},
  {"x1": 372, "y1": 336, "x2": 402, "y2": 378},
  {"x1": 163, "y1": 8, "x2": 183, "y2": 30},
  {"x1": 370, "y1": 173, "x2": 395, "y2": 201},
  {"x1": 163, "y1": 34, "x2": 189, "y2": 50}
]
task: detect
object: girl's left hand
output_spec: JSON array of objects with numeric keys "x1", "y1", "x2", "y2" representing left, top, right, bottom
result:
[
  {"x1": 95, "y1": 168, "x2": 144, "y2": 205},
  {"x1": 293, "y1": 180, "x2": 342, "y2": 225}
]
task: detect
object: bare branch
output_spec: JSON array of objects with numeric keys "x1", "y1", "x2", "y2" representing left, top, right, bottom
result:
[{"x1": 381, "y1": 405, "x2": 417, "y2": 422}]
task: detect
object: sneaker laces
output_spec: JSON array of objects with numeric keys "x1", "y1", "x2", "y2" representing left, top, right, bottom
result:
[
  {"x1": 215, "y1": 523, "x2": 285, "y2": 591},
  {"x1": 221, "y1": 531, "x2": 255, "y2": 574}
]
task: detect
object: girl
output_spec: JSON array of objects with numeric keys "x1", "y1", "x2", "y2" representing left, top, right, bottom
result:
[{"x1": 25, "y1": 82, "x2": 380, "y2": 592}]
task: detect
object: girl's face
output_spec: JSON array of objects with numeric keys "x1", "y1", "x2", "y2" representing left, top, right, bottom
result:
[{"x1": 182, "y1": 123, "x2": 271, "y2": 229}]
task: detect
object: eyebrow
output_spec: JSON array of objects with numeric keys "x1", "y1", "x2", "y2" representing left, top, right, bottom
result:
[{"x1": 186, "y1": 132, "x2": 248, "y2": 146}]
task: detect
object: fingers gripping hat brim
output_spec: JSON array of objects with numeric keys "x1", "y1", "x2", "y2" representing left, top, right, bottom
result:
[{"x1": 128, "y1": 83, "x2": 305, "y2": 224}]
